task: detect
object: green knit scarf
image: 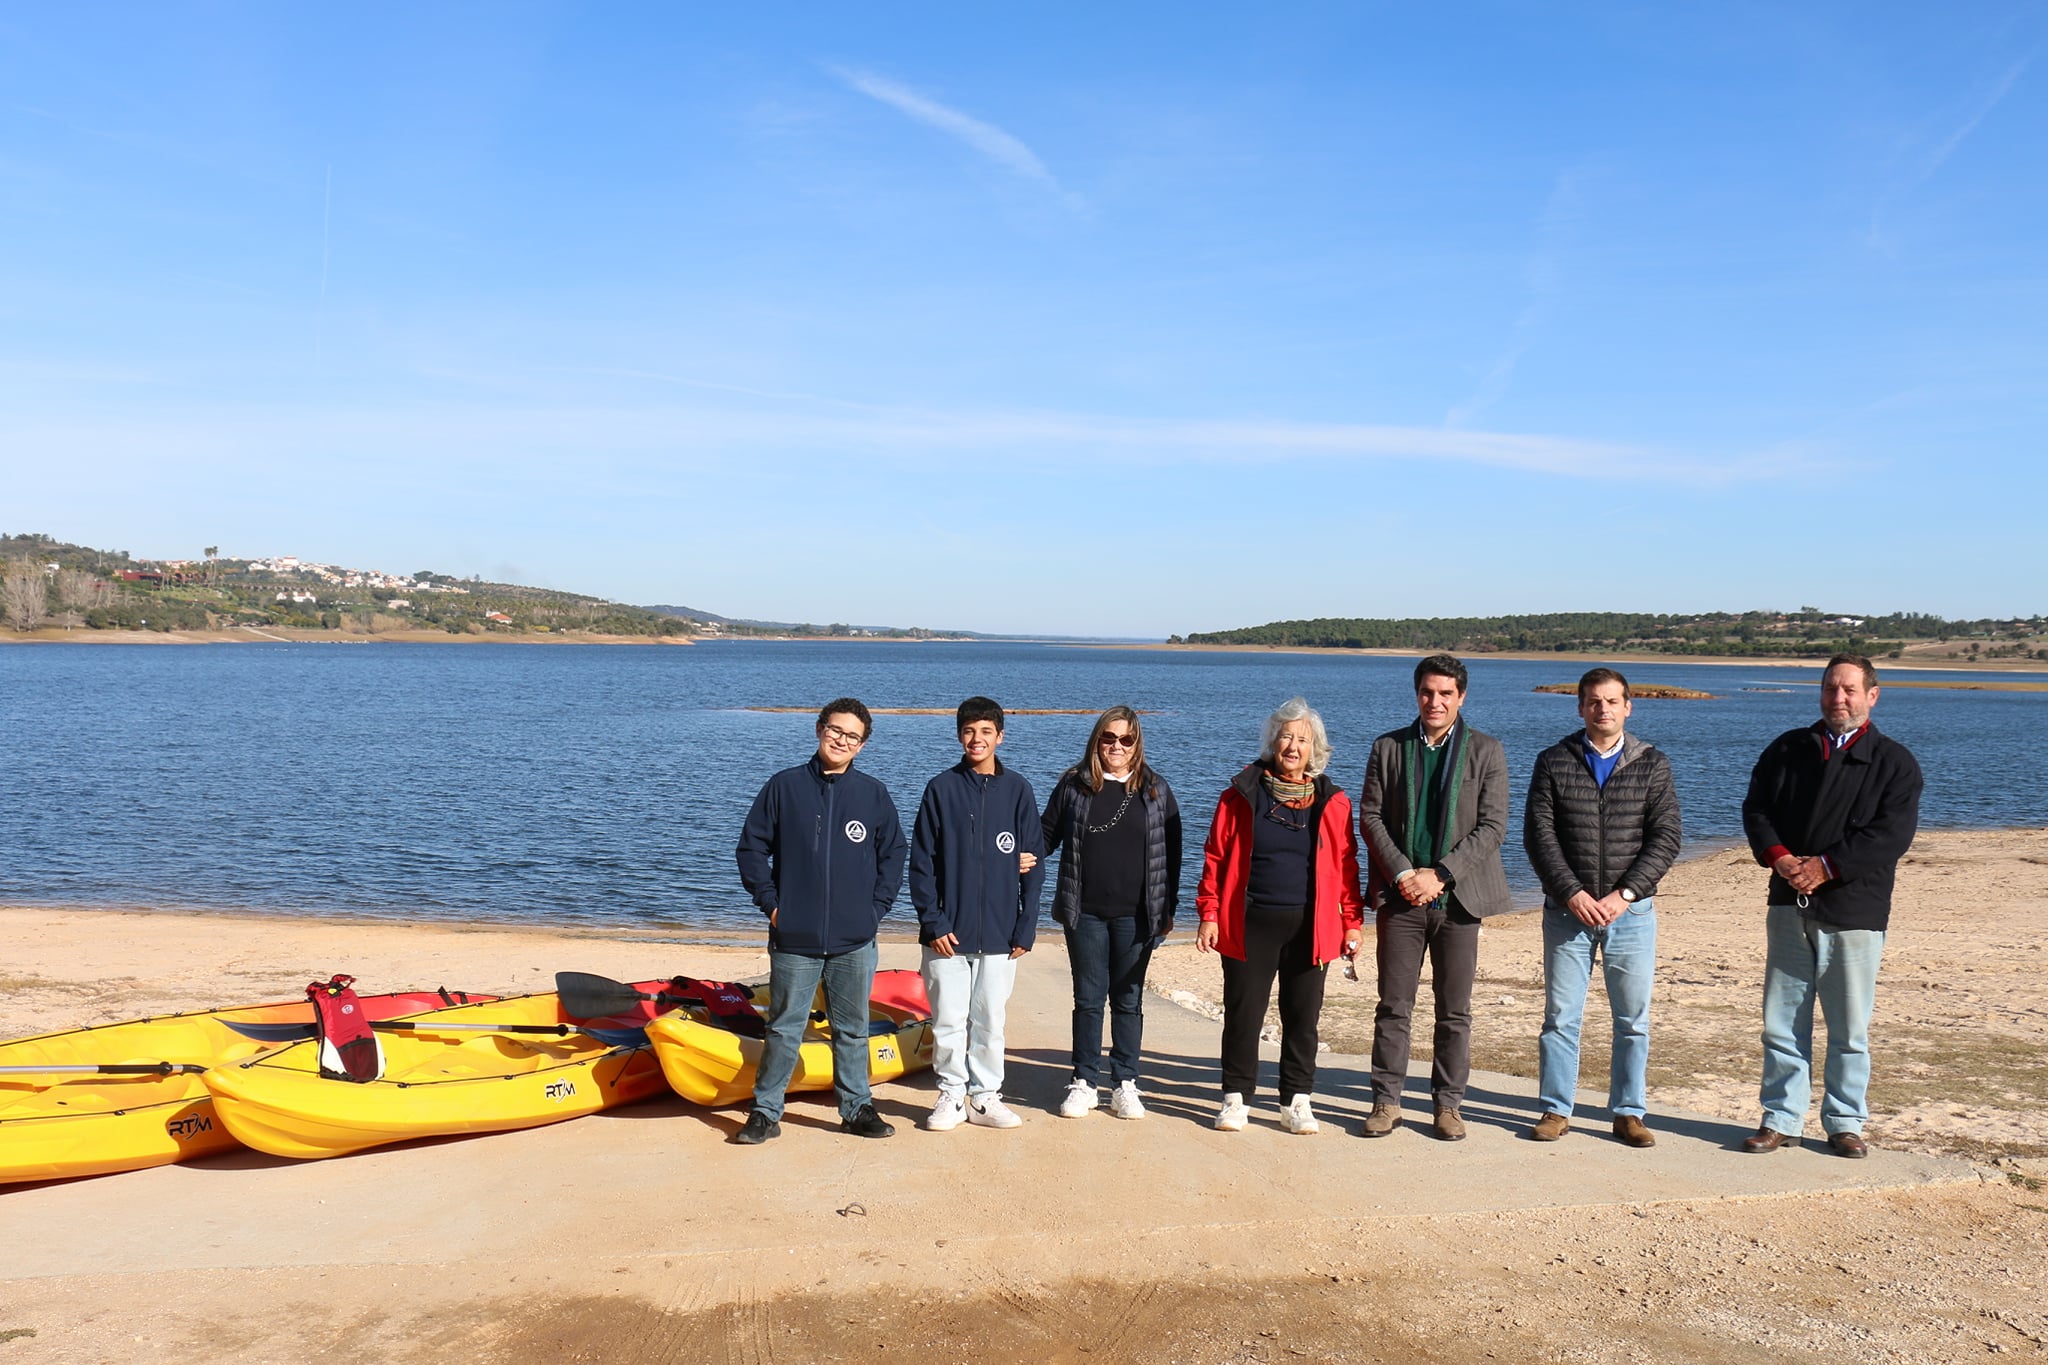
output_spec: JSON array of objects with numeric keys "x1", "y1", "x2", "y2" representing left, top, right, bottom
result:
[{"x1": 1401, "y1": 718, "x2": 1467, "y2": 879}]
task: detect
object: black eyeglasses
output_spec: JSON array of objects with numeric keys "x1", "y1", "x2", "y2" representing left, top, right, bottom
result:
[
  {"x1": 821, "y1": 724, "x2": 867, "y2": 746},
  {"x1": 1261, "y1": 802, "x2": 1309, "y2": 832},
  {"x1": 1098, "y1": 732, "x2": 1138, "y2": 749}
]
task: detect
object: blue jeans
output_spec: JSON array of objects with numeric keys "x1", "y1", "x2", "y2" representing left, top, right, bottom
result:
[
  {"x1": 751, "y1": 939, "x2": 877, "y2": 1122},
  {"x1": 921, "y1": 949, "x2": 1018, "y2": 1100},
  {"x1": 1066, "y1": 914, "x2": 1154, "y2": 1085},
  {"x1": 1759, "y1": 904, "x2": 1886, "y2": 1137},
  {"x1": 1537, "y1": 899, "x2": 1656, "y2": 1119}
]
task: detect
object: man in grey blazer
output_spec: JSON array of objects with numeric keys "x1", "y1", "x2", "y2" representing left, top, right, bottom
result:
[{"x1": 1355, "y1": 654, "x2": 1514, "y2": 1141}]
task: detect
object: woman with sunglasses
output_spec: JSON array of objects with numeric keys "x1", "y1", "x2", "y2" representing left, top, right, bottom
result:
[
  {"x1": 1038, "y1": 706, "x2": 1183, "y2": 1120},
  {"x1": 1195, "y1": 697, "x2": 1364, "y2": 1134}
]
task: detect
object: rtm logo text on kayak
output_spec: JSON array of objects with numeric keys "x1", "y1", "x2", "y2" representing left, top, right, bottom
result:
[
  {"x1": 545, "y1": 1080, "x2": 577, "y2": 1102},
  {"x1": 166, "y1": 1115, "x2": 214, "y2": 1140}
]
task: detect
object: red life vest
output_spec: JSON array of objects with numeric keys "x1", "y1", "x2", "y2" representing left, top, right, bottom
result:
[{"x1": 306, "y1": 974, "x2": 385, "y2": 1082}]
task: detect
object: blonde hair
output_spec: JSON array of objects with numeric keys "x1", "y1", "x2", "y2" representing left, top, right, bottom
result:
[{"x1": 1259, "y1": 697, "x2": 1331, "y2": 778}]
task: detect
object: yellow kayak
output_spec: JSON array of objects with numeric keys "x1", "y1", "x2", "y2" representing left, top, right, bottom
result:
[
  {"x1": 202, "y1": 984, "x2": 671, "y2": 1160},
  {"x1": 0, "y1": 987, "x2": 486, "y2": 1184},
  {"x1": 646, "y1": 968, "x2": 935, "y2": 1107}
]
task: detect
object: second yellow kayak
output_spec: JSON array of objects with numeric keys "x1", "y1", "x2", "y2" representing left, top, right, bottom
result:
[
  {"x1": 647, "y1": 969, "x2": 935, "y2": 1107},
  {"x1": 203, "y1": 984, "x2": 673, "y2": 1160}
]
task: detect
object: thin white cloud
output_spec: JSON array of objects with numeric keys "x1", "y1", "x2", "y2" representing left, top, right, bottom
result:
[
  {"x1": 3, "y1": 395, "x2": 1802, "y2": 489},
  {"x1": 827, "y1": 64, "x2": 1074, "y2": 200},
  {"x1": 1446, "y1": 170, "x2": 1587, "y2": 429},
  {"x1": 1869, "y1": 53, "x2": 2033, "y2": 251},
  {"x1": 1922, "y1": 55, "x2": 2032, "y2": 180}
]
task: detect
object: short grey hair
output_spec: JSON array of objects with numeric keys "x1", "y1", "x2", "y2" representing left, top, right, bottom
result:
[{"x1": 1259, "y1": 696, "x2": 1332, "y2": 778}]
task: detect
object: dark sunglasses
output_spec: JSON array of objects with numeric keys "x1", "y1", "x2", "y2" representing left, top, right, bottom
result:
[{"x1": 1097, "y1": 732, "x2": 1138, "y2": 749}]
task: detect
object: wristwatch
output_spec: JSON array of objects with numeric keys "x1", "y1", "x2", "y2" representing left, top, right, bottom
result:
[{"x1": 1619, "y1": 888, "x2": 1637, "y2": 903}]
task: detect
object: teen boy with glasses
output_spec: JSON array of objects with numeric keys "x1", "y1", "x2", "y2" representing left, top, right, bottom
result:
[{"x1": 731, "y1": 698, "x2": 907, "y2": 1145}]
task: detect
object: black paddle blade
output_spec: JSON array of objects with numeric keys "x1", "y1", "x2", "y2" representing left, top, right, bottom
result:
[
  {"x1": 222, "y1": 1020, "x2": 317, "y2": 1042},
  {"x1": 554, "y1": 971, "x2": 665, "y2": 1021},
  {"x1": 580, "y1": 1025, "x2": 652, "y2": 1047}
]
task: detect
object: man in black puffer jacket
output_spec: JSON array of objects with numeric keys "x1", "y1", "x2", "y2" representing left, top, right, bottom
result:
[
  {"x1": 1523, "y1": 668, "x2": 1682, "y2": 1148},
  {"x1": 1738, "y1": 653, "x2": 1921, "y2": 1159}
]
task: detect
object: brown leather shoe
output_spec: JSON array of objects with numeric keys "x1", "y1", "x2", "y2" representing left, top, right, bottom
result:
[
  {"x1": 1361, "y1": 1102, "x2": 1400, "y2": 1138},
  {"x1": 1612, "y1": 1115, "x2": 1656, "y2": 1148},
  {"x1": 1827, "y1": 1131, "x2": 1869, "y2": 1159},
  {"x1": 1528, "y1": 1112, "x2": 1570, "y2": 1142},
  {"x1": 1433, "y1": 1106, "x2": 1466, "y2": 1142},
  {"x1": 1741, "y1": 1125, "x2": 1800, "y2": 1153}
]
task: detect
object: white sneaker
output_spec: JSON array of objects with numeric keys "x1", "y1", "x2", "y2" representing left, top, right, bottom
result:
[
  {"x1": 1280, "y1": 1094, "x2": 1319, "y2": 1135},
  {"x1": 1109, "y1": 1080, "x2": 1146, "y2": 1121},
  {"x1": 1058, "y1": 1079, "x2": 1097, "y2": 1118},
  {"x1": 967, "y1": 1094, "x2": 1023, "y2": 1129},
  {"x1": 1214, "y1": 1092, "x2": 1248, "y2": 1132},
  {"x1": 925, "y1": 1093, "x2": 967, "y2": 1132}
]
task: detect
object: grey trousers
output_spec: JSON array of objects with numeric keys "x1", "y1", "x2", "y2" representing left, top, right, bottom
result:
[{"x1": 1370, "y1": 898, "x2": 1481, "y2": 1108}]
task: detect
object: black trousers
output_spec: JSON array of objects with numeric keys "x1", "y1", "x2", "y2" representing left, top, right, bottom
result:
[
  {"x1": 1370, "y1": 899, "x2": 1481, "y2": 1107},
  {"x1": 1219, "y1": 906, "x2": 1328, "y2": 1103}
]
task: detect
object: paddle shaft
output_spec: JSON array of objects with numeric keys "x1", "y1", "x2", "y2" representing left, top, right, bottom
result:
[
  {"x1": 222, "y1": 1019, "x2": 646, "y2": 1045},
  {"x1": 0, "y1": 1062, "x2": 209, "y2": 1076}
]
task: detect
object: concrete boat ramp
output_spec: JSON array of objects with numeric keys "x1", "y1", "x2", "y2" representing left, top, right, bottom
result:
[{"x1": 0, "y1": 945, "x2": 1971, "y2": 1361}]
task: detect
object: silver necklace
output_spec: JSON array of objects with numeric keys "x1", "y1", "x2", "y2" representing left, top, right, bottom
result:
[{"x1": 1086, "y1": 778, "x2": 1135, "y2": 834}]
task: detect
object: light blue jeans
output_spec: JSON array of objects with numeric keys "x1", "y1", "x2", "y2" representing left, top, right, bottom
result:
[
  {"x1": 921, "y1": 948, "x2": 1018, "y2": 1100},
  {"x1": 1759, "y1": 904, "x2": 1886, "y2": 1137},
  {"x1": 751, "y1": 939, "x2": 877, "y2": 1122},
  {"x1": 1538, "y1": 899, "x2": 1656, "y2": 1119}
]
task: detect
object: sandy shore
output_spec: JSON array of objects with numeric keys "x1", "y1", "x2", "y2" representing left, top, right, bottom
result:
[
  {"x1": 3, "y1": 829, "x2": 2045, "y2": 1362},
  {"x1": 11, "y1": 630, "x2": 2046, "y2": 672}
]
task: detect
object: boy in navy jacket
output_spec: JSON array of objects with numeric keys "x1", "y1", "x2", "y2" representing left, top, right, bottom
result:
[
  {"x1": 909, "y1": 697, "x2": 1047, "y2": 1130},
  {"x1": 731, "y1": 698, "x2": 907, "y2": 1145}
]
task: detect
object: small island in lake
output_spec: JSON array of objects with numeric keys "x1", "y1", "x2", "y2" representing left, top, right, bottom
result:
[{"x1": 1533, "y1": 683, "x2": 1715, "y2": 699}]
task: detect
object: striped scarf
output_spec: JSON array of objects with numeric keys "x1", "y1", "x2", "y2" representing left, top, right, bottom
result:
[{"x1": 1261, "y1": 768, "x2": 1317, "y2": 806}]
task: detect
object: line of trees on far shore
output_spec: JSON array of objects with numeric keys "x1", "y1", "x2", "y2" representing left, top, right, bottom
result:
[{"x1": 1174, "y1": 610, "x2": 2048, "y2": 661}]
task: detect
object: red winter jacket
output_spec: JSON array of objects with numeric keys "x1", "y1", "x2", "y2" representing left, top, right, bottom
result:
[{"x1": 1196, "y1": 765, "x2": 1365, "y2": 965}]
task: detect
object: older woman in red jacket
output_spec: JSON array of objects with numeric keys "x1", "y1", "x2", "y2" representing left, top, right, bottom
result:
[{"x1": 1197, "y1": 696, "x2": 1365, "y2": 1135}]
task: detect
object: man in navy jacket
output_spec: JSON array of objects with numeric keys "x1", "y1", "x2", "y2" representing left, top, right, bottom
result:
[
  {"x1": 910, "y1": 696, "x2": 1048, "y2": 1131},
  {"x1": 1740, "y1": 654, "x2": 1922, "y2": 1158},
  {"x1": 731, "y1": 698, "x2": 907, "y2": 1145}
]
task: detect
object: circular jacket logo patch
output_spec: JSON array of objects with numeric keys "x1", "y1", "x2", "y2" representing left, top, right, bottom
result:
[
  {"x1": 844, "y1": 820, "x2": 868, "y2": 844},
  {"x1": 995, "y1": 831, "x2": 1016, "y2": 854}
]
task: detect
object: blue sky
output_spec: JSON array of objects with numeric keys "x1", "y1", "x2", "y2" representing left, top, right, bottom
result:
[{"x1": 3, "y1": 4, "x2": 2042, "y2": 636}]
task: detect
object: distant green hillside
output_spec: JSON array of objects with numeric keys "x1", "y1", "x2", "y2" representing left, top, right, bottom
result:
[
  {"x1": 1178, "y1": 610, "x2": 2048, "y2": 661},
  {"x1": 0, "y1": 532, "x2": 690, "y2": 637}
]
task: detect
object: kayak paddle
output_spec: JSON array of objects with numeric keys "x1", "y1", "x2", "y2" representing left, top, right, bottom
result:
[
  {"x1": 553, "y1": 971, "x2": 704, "y2": 1020},
  {"x1": 221, "y1": 1019, "x2": 647, "y2": 1045},
  {"x1": 0, "y1": 1061, "x2": 211, "y2": 1076}
]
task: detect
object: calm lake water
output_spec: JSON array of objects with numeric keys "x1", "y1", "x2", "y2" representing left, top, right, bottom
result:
[{"x1": 2, "y1": 641, "x2": 2040, "y2": 934}]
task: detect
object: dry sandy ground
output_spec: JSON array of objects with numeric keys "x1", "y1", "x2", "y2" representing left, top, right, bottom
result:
[
  {"x1": 1148, "y1": 827, "x2": 2048, "y2": 1166},
  {"x1": 3, "y1": 829, "x2": 2046, "y2": 1363}
]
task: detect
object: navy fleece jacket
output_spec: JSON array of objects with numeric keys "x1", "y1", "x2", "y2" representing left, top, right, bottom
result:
[
  {"x1": 734, "y1": 756, "x2": 907, "y2": 956},
  {"x1": 909, "y1": 759, "x2": 1047, "y2": 953}
]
